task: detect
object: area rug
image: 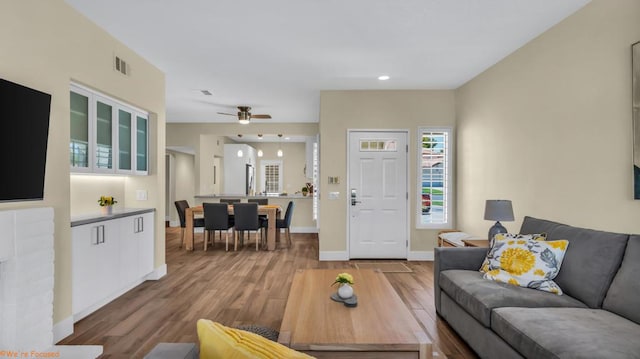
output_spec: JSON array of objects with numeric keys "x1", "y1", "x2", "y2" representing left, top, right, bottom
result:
[{"x1": 354, "y1": 262, "x2": 413, "y2": 273}]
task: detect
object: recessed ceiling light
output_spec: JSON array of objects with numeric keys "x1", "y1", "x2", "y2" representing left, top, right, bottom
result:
[
  {"x1": 378, "y1": 75, "x2": 390, "y2": 81},
  {"x1": 285, "y1": 137, "x2": 291, "y2": 140}
]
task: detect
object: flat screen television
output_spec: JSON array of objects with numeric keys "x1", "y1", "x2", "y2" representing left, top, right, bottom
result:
[{"x1": 0, "y1": 78, "x2": 51, "y2": 202}]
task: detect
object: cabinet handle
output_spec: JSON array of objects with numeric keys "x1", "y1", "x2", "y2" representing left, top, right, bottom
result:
[
  {"x1": 99, "y1": 225, "x2": 105, "y2": 244},
  {"x1": 92, "y1": 225, "x2": 100, "y2": 245},
  {"x1": 134, "y1": 216, "x2": 144, "y2": 233}
]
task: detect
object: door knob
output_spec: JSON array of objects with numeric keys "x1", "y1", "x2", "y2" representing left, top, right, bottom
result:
[{"x1": 351, "y1": 188, "x2": 361, "y2": 206}]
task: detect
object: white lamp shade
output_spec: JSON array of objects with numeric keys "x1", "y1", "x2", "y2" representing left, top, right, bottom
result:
[
  {"x1": 237, "y1": 150, "x2": 243, "y2": 157},
  {"x1": 257, "y1": 149, "x2": 263, "y2": 157},
  {"x1": 484, "y1": 200, "x2": 514, "y2": 221},
  {"x1": 277, "y1": 149, "x2": 283, "y2": 157}
]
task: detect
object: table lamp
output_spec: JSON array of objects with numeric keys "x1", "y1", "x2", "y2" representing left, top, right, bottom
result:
[{"x1": 484, "y1": 200, "x2": 514, "y2": 241}]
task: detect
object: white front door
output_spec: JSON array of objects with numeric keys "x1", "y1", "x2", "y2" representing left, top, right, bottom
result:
[{"x1": 348, "y1": 131, "x2": 408, "y2": 259}]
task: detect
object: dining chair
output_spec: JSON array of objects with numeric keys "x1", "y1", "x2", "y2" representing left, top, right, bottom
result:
[
  {"x1": 249, "y1": 198, "x2": 269, "y2": 222},
  {"x1": 175, "y1": 200, "x2": 205, "y2": 248},
  {"x1": 232, "y1": 203, "x2": 262, "y2": 251},
  {"x1": 203, "y1": 202, "x2": 233, "y2": 251},
  {"x1": 220, "y1": 199, "x2": 240, "y2": 225},
  {"x1": 276, "y1": 201, "x2": 295, "y2": 248}
]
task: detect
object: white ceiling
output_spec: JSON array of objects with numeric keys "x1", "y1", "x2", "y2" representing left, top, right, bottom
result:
[{"x1": 65, "y1": 0, "x2": 590, "y2": 124}]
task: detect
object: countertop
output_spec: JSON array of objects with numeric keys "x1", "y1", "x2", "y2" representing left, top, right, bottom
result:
[
  {"x1": 71, "y1": 207, "x2": 156, "y2": 227},
  {"x1": 195, "y1": 194, "x2": 312, "y2": 200}
]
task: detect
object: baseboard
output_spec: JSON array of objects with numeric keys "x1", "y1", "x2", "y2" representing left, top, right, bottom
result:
[
  {"x1": 53, "y1": 316, "x2": 74, "y2": 343},
  {"x1": 290, "y1": 226, "x2": 318, "y2": 233},
  {"x1": 145, "y1": 264, "x2": 167, "y2": 280},
  {"x1": 319, "y1": 251, "x2": 349, "y2": 261},
  {"x1": 407, "y1": 251, "x2": 434, "y2": 261}
]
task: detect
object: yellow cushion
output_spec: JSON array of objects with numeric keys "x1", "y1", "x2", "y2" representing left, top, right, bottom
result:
[
  {"x1": 197, "y1": 319, "x2": 315, "y2": 359},
  {"x1": 483, "y1": 238, "x2": 569, "y2": 295},
  {"x1": 479, "y1": 233, "x2": 546, "y2": 273}
]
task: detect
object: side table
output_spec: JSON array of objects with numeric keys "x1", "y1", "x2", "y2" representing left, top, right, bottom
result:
[{"x1": 462, "y1": 239, "x2": 489, "y2": 248}]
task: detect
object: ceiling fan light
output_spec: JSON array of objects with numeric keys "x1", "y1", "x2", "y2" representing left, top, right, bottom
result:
[
  {"x1": 238, "y1": 111, "x2": 250, "y2": 124},
  {"x1": 277, "y1": 149, "x2": 283, "y2": 157},
  {"x1": 257, "y1": 149, "x2": 263, "y2": 157}
]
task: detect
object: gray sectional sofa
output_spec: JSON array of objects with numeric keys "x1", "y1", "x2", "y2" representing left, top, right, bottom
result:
[{"x1": 434, "y1": 216, "x2": 640, "y2": 359}]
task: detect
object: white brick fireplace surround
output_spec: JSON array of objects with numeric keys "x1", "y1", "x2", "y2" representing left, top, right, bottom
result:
[{"x1": 0, "y1": 208, "x2": 101, "y2": 358}]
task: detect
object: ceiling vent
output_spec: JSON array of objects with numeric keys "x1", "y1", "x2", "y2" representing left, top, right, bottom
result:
[{"x1": 114, "y1": 56, "x2": 129, "y2": 76}]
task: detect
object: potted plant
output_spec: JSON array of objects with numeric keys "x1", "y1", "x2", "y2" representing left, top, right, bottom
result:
[
  {"x1": 332, "y1": 272, "x2": 354, "y2": 299},
  {"x1": 98, "y1": 195, "x2": 117, "y2": 215},
  {"x1": 301, "y1": 186, "x2": 309, "y2": 196}
]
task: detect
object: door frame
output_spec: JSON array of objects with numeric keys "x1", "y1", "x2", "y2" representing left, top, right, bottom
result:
[{"x1": 346, "y1": 129, "x2": 411, "y2": 259}]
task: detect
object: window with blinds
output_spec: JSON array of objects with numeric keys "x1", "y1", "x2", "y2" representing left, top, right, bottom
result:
[
  {"x1": 261, "y1": 160, "x2": 283, "y2": 194},
  {"x1": 417, "y1": 127, "x2": 452, "y2": 229}
]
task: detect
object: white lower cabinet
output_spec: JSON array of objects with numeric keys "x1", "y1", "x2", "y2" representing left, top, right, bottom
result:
[
  {"x1": 119, "y1": 212, "x2": 155, "y2": 285},
  {"x1": 137, "y1": 212, "x2": 155, "y2": 277},
  {"x1": 72, "y1": 212, "x2": 155, "y2": 321}
]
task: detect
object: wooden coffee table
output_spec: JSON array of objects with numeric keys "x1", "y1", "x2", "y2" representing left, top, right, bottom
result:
[{"x1": 278, "y1": 269, "x2": 432, "y2": 359}]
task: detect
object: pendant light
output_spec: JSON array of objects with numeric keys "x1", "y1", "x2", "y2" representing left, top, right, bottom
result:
[
  {"x1": 257, "y1": 134, "x2": 264, "y2": 157},
  {"x1": 277, "y1": 134, "x2": 283, "y2": 157}
]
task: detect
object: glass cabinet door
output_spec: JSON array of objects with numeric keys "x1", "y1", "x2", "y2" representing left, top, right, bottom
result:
[
  {"x1": 70, "y1": 84, "x2": 148, "y2": 175},
  {"x1": 95, "y1": 101, "x2": 113, "y2": 170},
  {"x1": 70, "y1": 91, "x2": 89, "y2": 169},
  {"x1": 118, "y1": 109, "x2": 132, "y2": 171},
  {"x1": 136, "y1": 115, "x2": 148, "y2": 172}
]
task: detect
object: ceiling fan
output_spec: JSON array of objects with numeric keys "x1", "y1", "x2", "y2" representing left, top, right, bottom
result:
[{"x1": 217, "y1": 106, "x2": 271, "y2": 124}]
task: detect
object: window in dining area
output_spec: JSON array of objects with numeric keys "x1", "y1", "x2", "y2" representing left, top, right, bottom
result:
[{"x1": 261, "y1": 160, "x2": 283, "y2": 195}]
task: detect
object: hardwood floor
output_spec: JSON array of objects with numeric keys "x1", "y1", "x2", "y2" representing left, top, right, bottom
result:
[{"x1": 60, "y1": 228, "x2": 477, "y2": 359}]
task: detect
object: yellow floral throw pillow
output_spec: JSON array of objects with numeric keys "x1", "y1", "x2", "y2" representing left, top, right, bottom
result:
[
  {"x1": 483, "y1": 238, "x2": 569, "y2": 295},
  {"x1": 197, "y1": 319, "x2": 315, "y2": 359},
  {"x1": 479, "y1": 233, "x2": 546, "y2": 273}
]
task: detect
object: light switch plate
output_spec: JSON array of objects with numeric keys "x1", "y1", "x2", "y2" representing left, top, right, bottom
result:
[
  {"x1": 136, "y1": 190, "x2": 148, "y2": 201},
  {"x1": 329, "y1": 192, "x2": 340, "y2": 200}
]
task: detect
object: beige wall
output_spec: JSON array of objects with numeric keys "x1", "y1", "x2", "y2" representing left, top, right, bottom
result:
[
  {"x1": 70, "y1": 176, "x2": 126, "y2": 215},
  {"x1": 456, "y1": 0, "x2": 640, "y2": 237},
  {"x1": 319, "y1": 90, "x2": 456, "y2": 252},
  {"x1": 0, "y1": 0, "x2": 165, "y2": 326}
]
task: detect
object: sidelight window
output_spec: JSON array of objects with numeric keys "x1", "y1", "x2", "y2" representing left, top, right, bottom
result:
[{"x1": 417, "y1": 127, "x2": 452, "y2": 229}]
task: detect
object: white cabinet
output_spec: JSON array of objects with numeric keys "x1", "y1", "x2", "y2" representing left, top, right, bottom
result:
[
  {"x1": 137, "y1": 213, "x2": 155, "y2": 277},
  {"x1": 119, "y1": 212, "x2": 154, "y2": 285},
  {"x1": 72, "y1": 211, "x2": 155, "y2": 321},
  {"x1": 71, "y1": 219, "x2": 120, "y2": 316},
  {"x1": 70, "y1": 83, "x2": 148, "y2": 175}
]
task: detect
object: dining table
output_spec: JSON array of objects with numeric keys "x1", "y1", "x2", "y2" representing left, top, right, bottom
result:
[{"x1": 184, "y1": 204, "x2": 282, "y2": 251}]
